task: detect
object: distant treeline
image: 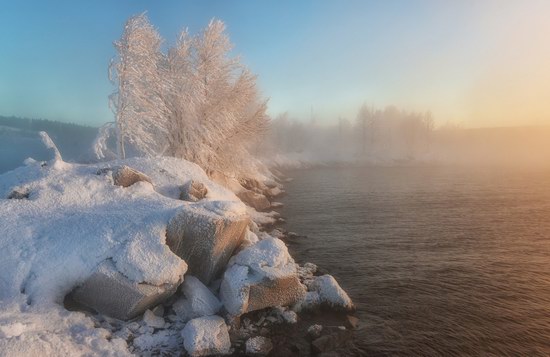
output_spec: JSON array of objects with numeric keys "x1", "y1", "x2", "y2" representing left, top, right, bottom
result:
[
  {"x1": 0, "y1": 115, "x2": 97, "y2": 134},
  {"x1": 261, "y1": 105, "x2": 435, "y2": 164},
  {"x1": 259, "y1": 106, "x2": 550, "y2": 167},
  {"x1": 0, "y1": 115, "x2": 100, "y2": 173}
]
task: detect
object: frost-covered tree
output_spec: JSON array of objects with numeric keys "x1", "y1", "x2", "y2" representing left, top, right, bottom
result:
[
  {"x1": 104, "y1": 16, "x2": 269, "y2": 177},
  {"x1": 109, "y1": 14, "x2": 170, "y2": 158},
  {"x1": 165, "y1": 19, "x2": 269, "y2": 176}
]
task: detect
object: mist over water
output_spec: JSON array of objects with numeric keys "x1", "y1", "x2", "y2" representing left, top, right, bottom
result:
[{"x1": 280, "y1": 165, "x2": 550, "y2": 356}]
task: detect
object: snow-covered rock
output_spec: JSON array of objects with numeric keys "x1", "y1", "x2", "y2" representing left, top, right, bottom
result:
[
  {"x1": 292, "y1": 291, "x2": 322, "y2": 312},
  {"x1": 143, "y1": 309, "x2": 166, "y2": 329},
  {"x1": 172, "y1": 276, "x2": 222, "y2": 321},
  {"x1": 220, "y1": 237, "x2": 306, "y2": 316},
  {"x1": 245, "y1": 336, "x2": 273, "y2": 355},
  {"x1": 166, "y1": 204, "x2": 249, "y2": 284},
  {"x1": 0, "y1": 156, "x2": 246, "y2": 355},
  {"x1": 180, "y1": 180, "x2": 208, "y2": 202},
  {"x1": 310, "y1": 275, "x2": 354, "y2": 310},
  {"x1": 108, "y1": 165, "x2": 153, "y2": 187},
  {"x1": 236, "y1": 189, "x2": 271, "y2": 211},
  {"x1": 181, "y1": 316, "x2": 231, "y2": 356},
  {"x1": 294, "y1": 275, "x2": 354, "y2": 312},
  {"x1": 307, "y1": 324, "x2": 323, "y2": 338},
  {"x1": 72, "y1": 260, "x2": 183, "y2": 320}
]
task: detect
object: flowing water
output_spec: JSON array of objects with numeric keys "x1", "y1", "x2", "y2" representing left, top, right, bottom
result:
[{"x1": 279, "y1": 165, "x2": 550, "y2": 356}]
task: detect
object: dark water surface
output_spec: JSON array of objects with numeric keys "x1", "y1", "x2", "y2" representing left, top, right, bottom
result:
[{"x1": 279, "y1": 166, "x2": 550, "y2": 356}]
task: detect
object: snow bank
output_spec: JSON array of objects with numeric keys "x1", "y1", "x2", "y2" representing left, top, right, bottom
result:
[{"x1": 0, "y1": 155, "x2": 245, "y2": 355}]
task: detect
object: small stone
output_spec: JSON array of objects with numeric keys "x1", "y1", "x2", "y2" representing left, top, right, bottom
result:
[
  {"x1": 113, "y1": 327, "x2": 132, "y2": 340},
  {"x1": 138, "y1": 325, "x2": 153, "y2": 334},
  {"x1": 311, "y1": 333, "x2": 349, "y2": 354},
  {"x1": 151, "y1": 305, "x2": 164, "y2": 317},
  {"x1": 180, "y1": 180, "x2": 208, "y2": 202},
  {"x1": 181, "y1": 316, "x2": 231, "y2": 357},
  {"x1": 307, "y1": 324, "x2": 323, "y2": 338},
  {"x1": 345, "y1": 315, "x2": 360, "y2": 329},
  {"x1": 126, "y1": 322, "x2": 140, "y2": 332},
  {"x1": 245, "y1": 336, "x2": 273, "y2": 356},
  {"x1": 337, "y1": 326, "x2": 346, "y2": 330},
  {"x1": 166, "y1": 314, "x2": 179, "y2": 322},
  {"x1": 7, "y1": 188, "x2": 29, "y2": 199},
  {"x1": 143, "y1": 309, "x2": 165, "y2": 329},
  {"x1": 281, "y1": 310, "x2": 298, "y2": 324}
]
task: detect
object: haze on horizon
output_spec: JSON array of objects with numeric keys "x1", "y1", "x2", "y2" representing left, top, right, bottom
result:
[{"x1": 1, "y1": 0, "x2": 549, "y2": 128}]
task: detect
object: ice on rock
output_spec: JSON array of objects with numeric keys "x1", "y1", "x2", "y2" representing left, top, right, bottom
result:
[
  {"x1": 181, "y1": 316, "x2": 231, "y2": 357},
  {"x1": 172, "y1": 276, "x2": 221, "y2": 321},
  {"x1": 220, "y1": 237, "x2": 306, "y2": 316}
]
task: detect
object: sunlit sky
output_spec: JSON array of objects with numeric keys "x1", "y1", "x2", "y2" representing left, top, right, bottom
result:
[{"x1": 1, "y1": 0, "x2": 549, "y2": 127}]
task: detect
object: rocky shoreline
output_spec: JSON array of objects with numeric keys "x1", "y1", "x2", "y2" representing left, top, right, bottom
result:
[{"x1": 0, "y1": 152, "x2": 359, "y2": 356}]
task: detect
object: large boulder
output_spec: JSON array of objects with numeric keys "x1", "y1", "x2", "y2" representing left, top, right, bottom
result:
[
  {"x1": 166, "y1": 203, "x2": 249, "y2": 284},
  {"x1": 71, "y1": 260, "x2": 182, "y2": 320},
  {"x1": 181, "y1": 316, "x2": 231, "y2": 356},
  {"x1": 236, "y1": 190, "x2": 271, "y2": 211},
  {"x1": 220, "y1": 237, "x2": 306, "y2": 316}
]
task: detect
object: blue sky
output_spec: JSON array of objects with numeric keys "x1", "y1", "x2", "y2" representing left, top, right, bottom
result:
[{"x1": 1, "y1": 0, "x2": 549, "y2": 127}]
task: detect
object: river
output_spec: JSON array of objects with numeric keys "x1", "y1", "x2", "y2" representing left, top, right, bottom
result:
[{"x1": 279, "y1": 165, "x2": 550, "y2": 356}]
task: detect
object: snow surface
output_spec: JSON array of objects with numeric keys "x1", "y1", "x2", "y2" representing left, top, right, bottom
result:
[{"x1": 0, "y1": 155, "x2": 244, "y2": 356}]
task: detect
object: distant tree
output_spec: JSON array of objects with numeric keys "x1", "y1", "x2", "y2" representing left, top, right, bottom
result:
[
  {"x1": 422, "y1": 111, "x2": 435, "y2": 149},
  {"x1": 356, "y1": 104, "x2": 373, "y2": 155}
]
